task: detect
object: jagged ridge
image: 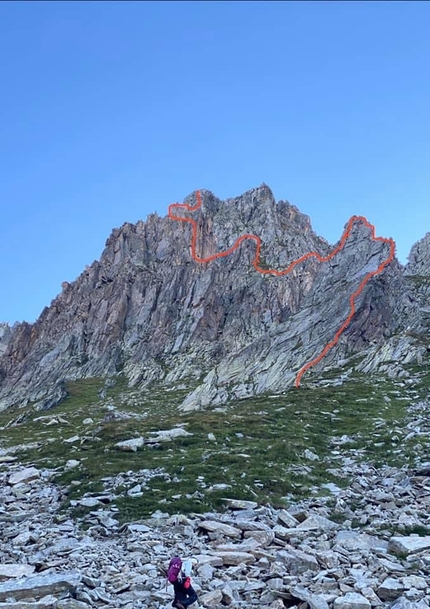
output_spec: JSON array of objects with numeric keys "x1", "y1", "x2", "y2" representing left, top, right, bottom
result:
[{"x1": 0, "y1": 185, "x2": 429, "y2": 412}]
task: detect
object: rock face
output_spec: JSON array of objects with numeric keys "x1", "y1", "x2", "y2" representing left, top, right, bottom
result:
[
  {"x1": 405, "y1": 232, "x2": 430, "y2": 276},
  {"x1": 0, "y1": 323, "x2": 12, "y2": 358},
  {"x1": 0, "y1": 185, "x2": 429, "y2": 411}
]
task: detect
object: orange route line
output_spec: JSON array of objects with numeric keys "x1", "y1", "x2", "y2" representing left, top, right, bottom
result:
[{"x1": 168, "y1": 190, "x2": 396, "y2": 388}]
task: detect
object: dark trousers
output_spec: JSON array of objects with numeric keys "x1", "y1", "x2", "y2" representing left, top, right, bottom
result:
[{"x1": 172, "y1": 581, "x2": 198, "y2": 608}]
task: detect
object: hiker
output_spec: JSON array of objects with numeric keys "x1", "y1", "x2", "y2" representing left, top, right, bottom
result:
[{"x1": 167, "y1": 557, "x2": 198, "y2": 609}]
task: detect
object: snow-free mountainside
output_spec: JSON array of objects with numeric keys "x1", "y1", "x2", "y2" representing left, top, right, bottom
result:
[
  {"x1": 1, "y1": 185, "x2": 429, "y2": 412},
  {"x1": 0, "y1": 185, "x2": 430, "y2": 609}
]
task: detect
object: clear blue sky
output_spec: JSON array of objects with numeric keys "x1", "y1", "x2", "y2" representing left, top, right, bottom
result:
[{"x1": 1, "y1": 1, "x2": 429, "y2": 325}]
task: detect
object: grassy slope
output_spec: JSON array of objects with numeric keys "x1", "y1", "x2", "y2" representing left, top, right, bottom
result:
[{"x1": 1, "y1": 363, "x2": 429, "y2": 523}]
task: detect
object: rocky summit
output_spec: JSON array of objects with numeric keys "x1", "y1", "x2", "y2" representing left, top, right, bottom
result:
[
  {"x1": 0, "y1": 185, "x2": 429, "y2": 411},
  {"x1": 0, "y1": 186, "x2": 430, "y2": 609}
]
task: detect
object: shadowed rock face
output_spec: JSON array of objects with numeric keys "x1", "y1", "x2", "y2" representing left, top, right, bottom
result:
[
  {"x1": 0, "y1": 185, "x2": 428, "y2": 411},
  {"x1": 405, "y1": 233, "x2": 430, "y2": 276}
]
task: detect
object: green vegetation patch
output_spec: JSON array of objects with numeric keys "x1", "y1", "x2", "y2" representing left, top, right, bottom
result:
[{"x1": 0, "y1": 371, "x2": 421, "y2": 523}]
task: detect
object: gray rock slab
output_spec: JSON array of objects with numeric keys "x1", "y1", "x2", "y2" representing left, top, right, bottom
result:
[
  {"x1": 216, "y1": 551, "x2": 256, "y2": 566},
  {"x1": 335, "y1": 532, "x2": 387, "y2": 552},
  {"x1": 115, "y1": 437, "x2": 144, "y2": 452},
  {"x1": 388, "y1": 536, "x2": 430, "y2": 555},
  {"x1": 377, "y1": 578, "x2": 405, "y2": 601},
  {"x1": 0, "y1": 595, "x2": 57, "y2": 609},
  {"x1": 149, "y1": 428, "x2": 193, "y2": 442},
  {"x1": 0, "y1": 572, "x2": 81, "y2": 602},
  {"x1": 0, "y1": 564, "x2": 35, "y2": 581},
  {"x1": 333, "y1": 592, "x2": 371, "y2": 609},
  {"x1": 192, "y1": 554, "x2": 224, "y2": 567},
  {"x1": 199, "y1": 588, "x2": 223, "y2": 606},
  {"x1": 291, "y1": 584, "x2": 330, "y2": 609},
  {"x1": 8, "y1": 467, "x2": 40, "y2": 485},
  {"x1": 297, "y1": 515, "x2": 338, "y2": 531},
  {"x1": 56, "y1": 600, "x2": 93, "y2": 609},
  {"x1": 276, "y1": 547, "x2": 319, "y2": 575},
  {"x1": 277, "y1": 509, "x2": 300, "y2": 527},
  {"x1": 389, "y1": 597, "x2": 430, "y2": 609},
  {"x1": 198, "y1": 520, "x2": 241, "y2": 538},
  {"x1": 221, "y1": 498, "x2": 258, "y2": 510},
  {"x1": 401, "y1": 575, "x2": 427, "y2": 590},
  {"x1": 233, "y1": 519, "x2": 272, "y2": 532},
  {"x1": 243, "y1": 529, "x2": 275, "y2": 547}
]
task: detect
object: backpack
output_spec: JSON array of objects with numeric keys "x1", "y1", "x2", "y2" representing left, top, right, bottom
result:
[{"x1": 167, "y1": 556, "x2": 182, "y2": 584}]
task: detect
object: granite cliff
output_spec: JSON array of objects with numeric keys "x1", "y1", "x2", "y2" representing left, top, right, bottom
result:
[{"x1": 0, "y1": 185, "x2": 429, "y2": 412}]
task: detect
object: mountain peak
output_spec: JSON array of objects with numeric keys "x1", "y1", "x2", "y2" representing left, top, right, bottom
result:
[
  {"x1": 405, "y1": 232, "x2": 430, "y2": 276},
  {"x1": 0, "y1": 186, "x2": 428, "y2": 412}
]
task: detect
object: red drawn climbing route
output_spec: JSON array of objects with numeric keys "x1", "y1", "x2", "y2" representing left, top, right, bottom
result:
[{"x1": 168, "y1": 190, "x2": 396, "y2": 388}]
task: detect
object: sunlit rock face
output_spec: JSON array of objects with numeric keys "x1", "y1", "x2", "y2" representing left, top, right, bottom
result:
[{"x1": 0, "y1": 184, "x2": 427, "y2": 411}]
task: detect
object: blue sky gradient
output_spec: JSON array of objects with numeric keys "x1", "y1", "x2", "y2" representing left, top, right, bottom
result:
[{"x1": 1, "y1": 1, "x2": 429, "y2": 324}]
